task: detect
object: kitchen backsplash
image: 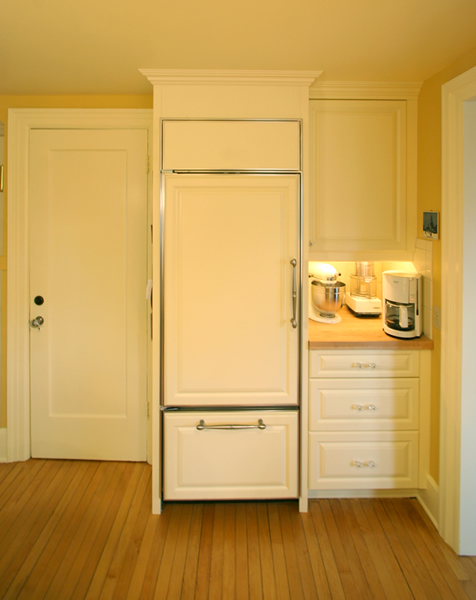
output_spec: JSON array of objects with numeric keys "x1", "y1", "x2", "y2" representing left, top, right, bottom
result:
[{"x1": 309, "y1": 238, "x2": 434, "y2": 338}]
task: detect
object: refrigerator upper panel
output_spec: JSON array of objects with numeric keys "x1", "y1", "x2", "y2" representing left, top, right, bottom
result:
[{"x1": 162, "y1": 120, "x2": 301, "y2": 172}]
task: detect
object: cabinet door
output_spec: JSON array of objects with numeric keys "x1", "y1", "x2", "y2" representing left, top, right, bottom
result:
[
  {"x1": 162, "y1": 120, "x2": 301, "y2": 171},
  {"x1": 309, "y1": 100, "x2": 407, "y2": 256},
  {"x1": 163, "y1": 174, "x2": 299, "y2": 407},
  {"x1": 164, "y1": 411, "x2": 298, "y2": 500}
]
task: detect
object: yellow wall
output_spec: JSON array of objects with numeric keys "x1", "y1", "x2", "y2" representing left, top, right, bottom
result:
[
  {"x1": 0, "y1": 95, "x2": 152, "y2": 427},
  {"x1": 418, "y1": 46, "x2": 476, "y2": 483}
]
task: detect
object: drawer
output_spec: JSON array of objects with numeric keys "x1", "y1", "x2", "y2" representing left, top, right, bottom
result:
[
  {"x1": 163, "y1": 410, "x2": 298, "y2": 500},
  {"x1": 309, "y1": 431, "x2": 419, "y2": 490},
  {"x1": 309, "y1": 378, "x2": 419, "y2": 431},
  {"x1": 309, "y1": 350, "x2": 420, "y2": 379},
  {"x1": 162, "y1": 120, "x2": 301, "y2": 171}
]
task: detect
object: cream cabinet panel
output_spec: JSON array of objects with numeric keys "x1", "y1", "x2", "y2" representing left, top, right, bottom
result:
[
  {"x1": 309, "y1": 378, "x2": 419, "y2": 431},
  {"x1": 309, "y1": 100, "x2": 407, "y2": 256},
  {"x1": 164, "y1": 411, "x2": 298, "y2": 500},
  {"x1": 163, "y1": 174, "x2": 299, "y2": 407},
  {"x1": 309, "y1": 431, "x2": 419, "y2": 489},
  {"x1": 309, "y1": 350, "x2": 419, "y2": 379},
  {"x1": 162, "y1": 120, "x2": 301, "y2": 171}
]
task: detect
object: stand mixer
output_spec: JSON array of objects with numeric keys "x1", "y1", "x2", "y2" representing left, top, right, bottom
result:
[
  {"x1": 309, "y1": 264, "x2": 346, "y2": 324},
  {"x1": 346, "y1": 261, "x2": 382, "y2": 317}
]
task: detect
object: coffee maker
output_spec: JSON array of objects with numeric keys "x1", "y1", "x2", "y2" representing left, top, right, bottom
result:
[{"x1": 383, "y1": 271, "x2": 422, "y2": 338}]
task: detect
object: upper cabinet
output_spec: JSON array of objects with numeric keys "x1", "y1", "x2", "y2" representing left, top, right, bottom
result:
[
  {"x1": 308, "y1": 86, "x2": 420, "y2": 261},
  {"x1": 162, "y1": 119, "x2": 301, "y2": 171}
]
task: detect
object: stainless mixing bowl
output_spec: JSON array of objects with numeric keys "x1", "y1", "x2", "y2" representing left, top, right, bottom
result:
[{"x1": 311, "y1": 280, "x2": 346, "y2": 317}]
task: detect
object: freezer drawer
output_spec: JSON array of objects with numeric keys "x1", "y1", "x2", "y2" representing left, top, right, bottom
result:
[{"x1": 163, "y1": 411, "x2": 298, "y2": 500}]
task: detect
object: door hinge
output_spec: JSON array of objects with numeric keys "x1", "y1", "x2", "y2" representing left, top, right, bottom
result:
[
  {"x1": 146, "y1": 155, "x2": 150, "y2": 174},
  {"x1": 146, "y1": 402, "x2": 150, "y2": 419}
]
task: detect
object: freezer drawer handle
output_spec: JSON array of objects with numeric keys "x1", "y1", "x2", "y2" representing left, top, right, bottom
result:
[
  {"x1": 291, "y1": 259, "x2": 298, "y2": 329},
  {"x1": 196, "y1": 419, "x2": 267, "y2": 431}
]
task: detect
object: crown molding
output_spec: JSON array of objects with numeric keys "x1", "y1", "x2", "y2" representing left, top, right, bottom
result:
[
  {"x1": 140, "y1": 69, "x2": 323, "y2": 87},
  {"x1": 309, "y1": 81, "x2": 422, "y2": 100}
]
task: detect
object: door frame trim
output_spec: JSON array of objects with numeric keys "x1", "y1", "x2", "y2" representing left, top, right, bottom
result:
[
  {"x1": 441, "y1": 66, "x2": 476, "y2": 552},
  {"x1": 6, "y1": 108, "x2": 153, "y2": 462}
]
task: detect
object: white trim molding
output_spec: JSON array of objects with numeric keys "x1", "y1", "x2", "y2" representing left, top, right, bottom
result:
[
  {"x1": 441, "y1": 66, "x2": 476, "y2": 554},
  {"x1": 140, "y1": 69, "x2": 323, "y2": 87},
  {"x1": 309, "y1": 81, "x2": 422, "y2": 100},
  {"x1": 6, "y1": 108, "x2": 153, "y2": 462},
  {"x1": 417, "y1": 475, "x2": 440, "y2": 530},
  {"x1": 0, "y1": 428, "x2": 7, "y2": 462}
]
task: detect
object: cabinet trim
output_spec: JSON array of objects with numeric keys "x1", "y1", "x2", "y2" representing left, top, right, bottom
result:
[{"x1": 309, "y1": 81, "x2": 422, "y2": 100}]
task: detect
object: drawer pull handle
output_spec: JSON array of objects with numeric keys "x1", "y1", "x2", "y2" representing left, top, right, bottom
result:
[
  {"x1": 196, "y1": 419, "x2": 266, "y2": 431},
  {"x1": 353, "y1": 404, "x2": 377, "y2": 412},
  {"x1": 353, "y1": 460, "x2": 376, "y2": 468},
  {"x1": 353, "y1": 362, "x2": 377, "y2": 370}
]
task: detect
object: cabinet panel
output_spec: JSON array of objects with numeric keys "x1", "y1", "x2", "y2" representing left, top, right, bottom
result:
[
  {"x1": 162, "y1": 120, "x2": 301, "y2": 171},
  {"x1": 309, "y1": 100, "x2": 407, "y2": 255},
  {"x1": 309, "y1": 431, "x2": 419, "y2": 489},
  {"x1": 164, "y1": 174, "x2": 299, "y2": 407},
  {"x1": 309, "y1": 378, "x2": 419, "y2": 431},
  {"x1": 164, "y1": 411, "x2": 298, "y2": 500},
  {"x1": 309, "y1": 350, "x2": 419, "y2": 379}
]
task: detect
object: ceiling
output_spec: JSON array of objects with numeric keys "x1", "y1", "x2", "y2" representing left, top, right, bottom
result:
[{"x1": 2, "y1": 0, "x2": 476, "y2": 95}]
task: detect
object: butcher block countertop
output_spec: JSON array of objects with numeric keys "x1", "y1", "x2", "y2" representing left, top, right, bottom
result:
[{"x1": 309, "y1": 306, "x2": 434, "y2": 350}]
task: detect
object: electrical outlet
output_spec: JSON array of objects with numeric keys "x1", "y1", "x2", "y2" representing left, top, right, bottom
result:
[{"x1": 433, "y1": 306, "x2": 441, "y2": 330}]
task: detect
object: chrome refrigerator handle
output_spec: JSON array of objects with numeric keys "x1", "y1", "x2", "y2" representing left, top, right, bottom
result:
[{"x1": 291, "y1": 259, "x2": 298, "y2": 329}]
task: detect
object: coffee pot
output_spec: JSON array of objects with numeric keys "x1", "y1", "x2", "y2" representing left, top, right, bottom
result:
[{"x1": 382, "y1": 271, "x2": 422, "y2": 338}]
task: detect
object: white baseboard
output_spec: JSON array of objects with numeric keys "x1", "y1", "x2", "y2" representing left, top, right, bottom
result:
[
  {"x1": 308, "y1": 488, "x2": 420, "y2": 499},
  {"x1": 416, "y1": 474, "x2": 439, "y2": 529},
  {"x1": 0, "y1": 428, "x2": 7, "y2": 462}
]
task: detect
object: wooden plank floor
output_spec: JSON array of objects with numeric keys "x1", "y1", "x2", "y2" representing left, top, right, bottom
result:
[{"x1": 0, "y1": 460, "x2": 475, "y2": 599}]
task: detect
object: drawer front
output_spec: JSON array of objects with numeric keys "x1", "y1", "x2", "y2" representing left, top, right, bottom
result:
[
  {"x1": 164, "y1": 411, "x2": 298, "y2": 500},
  {"x1": 309, "y1": 431, "x2": 419, "y2": 490},
  {"x1": 309, "y1": 379, "x2": 419, "y2": 431},
  {"x1": 309, "y1": 351, "x2": 420, "y2": 379},
  {"x1": 162, "y1": 120, "x2": 301, "y2": 171}
]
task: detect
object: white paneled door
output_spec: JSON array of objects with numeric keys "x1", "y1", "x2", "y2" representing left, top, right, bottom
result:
[
  {"x1": 163, "y1": 174, "x2": 300, "y2": 407},
  {"x1": 29, "y1": 129, "x2": 148, "y2": 460}
]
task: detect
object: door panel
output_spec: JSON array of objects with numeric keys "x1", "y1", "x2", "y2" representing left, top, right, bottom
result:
[
  {"x1": 29, "y1": 129, "x2": 148, "y2": 460},
  {"x1": 162, "y1": 120, "x2": 301, "y2": 171},
  {"x1": 163, "y1": 174, "x2": 299, "y2": 407}
]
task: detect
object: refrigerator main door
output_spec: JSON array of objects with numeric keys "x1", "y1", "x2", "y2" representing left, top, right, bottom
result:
[{"x1": 162, "y1": 173, "x2": 300, "y2": 407}]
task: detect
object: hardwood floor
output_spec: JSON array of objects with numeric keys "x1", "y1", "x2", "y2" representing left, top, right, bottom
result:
[{"x1": 0, "y1": 460, "x2": 475, "y2": 599}]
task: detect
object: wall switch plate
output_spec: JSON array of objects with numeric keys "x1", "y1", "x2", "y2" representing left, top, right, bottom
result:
[{"x1": 433, "y1": 305, "x2": 441, "y2": 330}]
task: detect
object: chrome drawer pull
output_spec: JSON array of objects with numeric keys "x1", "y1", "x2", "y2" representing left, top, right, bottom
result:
[
  {"x1": 196, "y1": 419, "x2": 266, "y2": 431},
  {"x1": 353, "y1": 460, "x2": 376, "y2": 468},
  {"x1": 290, "y1": 259, "x2": 298, "y2": 329},
  {"x1": 353, "y1": 362, "x2": 377, "y2": 369},
  {"x1": 353, "y1": 404, "x2": 377, "y2": 412}
]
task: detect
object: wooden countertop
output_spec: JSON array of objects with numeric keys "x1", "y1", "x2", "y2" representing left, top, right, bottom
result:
[{"x1": 309, "y1": 306, "x2": 434, "y2": 350}]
